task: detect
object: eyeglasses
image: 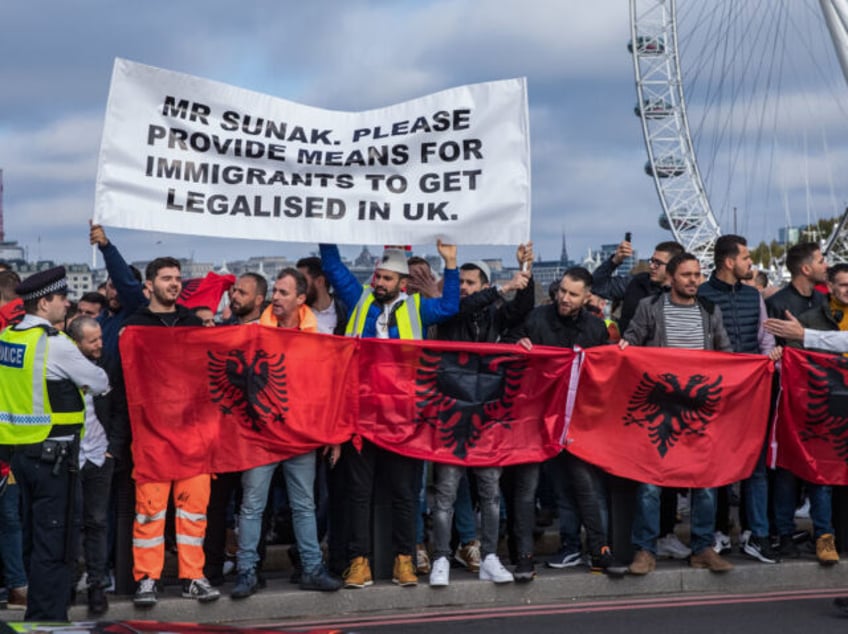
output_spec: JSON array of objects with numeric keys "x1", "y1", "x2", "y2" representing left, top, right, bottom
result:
[{"x1": 648, "y1": 257, "x2": 668, "y2": 268}]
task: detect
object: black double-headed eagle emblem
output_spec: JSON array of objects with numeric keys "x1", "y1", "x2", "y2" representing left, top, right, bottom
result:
[
  {"x1": 208, "y1": 349, "x2": 288, "y2": 432},
  {"x1": 798, "y1": 355, "x2": 848, "y2": 459},
  {"x1": 415, "y1": 350, "x2": 525, "y2": 459},
  {"x1": 623, "y1": 372, "x2": 723, "y2": 457}
]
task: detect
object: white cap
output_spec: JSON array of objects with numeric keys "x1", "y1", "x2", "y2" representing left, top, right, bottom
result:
[
  {"x1": 467, "y1": 260, "x2": 492, "y2": 284},
  {"x1": 377, "y1": 248, "x2": 409, "y2": 276}
]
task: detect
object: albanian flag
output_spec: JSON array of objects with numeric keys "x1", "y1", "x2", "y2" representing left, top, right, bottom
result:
[
  {"x1": 568, "y1": 346, "x2": 774, "y2": 488},
  {"x1": 120, "y1": 325, "x2": 357, "y2": 483},
  {"x1": 356, "y1": 339, "x2": 578, "y2": 466},
  {"x1": 774, "y1": 347, "x2": 848, "y2": 485},
  {"x1": 179, "y1": 271, "x2": 236, "y2": 310}
]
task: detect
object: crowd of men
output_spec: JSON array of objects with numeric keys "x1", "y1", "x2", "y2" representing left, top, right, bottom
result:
[{"x1": 0, "y1": 225, "x2": 847, "y2": 622}]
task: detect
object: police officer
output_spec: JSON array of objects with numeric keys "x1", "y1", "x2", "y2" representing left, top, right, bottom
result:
[{"x1": 0, "y1": 266, "x2": 109, "y2": 621}]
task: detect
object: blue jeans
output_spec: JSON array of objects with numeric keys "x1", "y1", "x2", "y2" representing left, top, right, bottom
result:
[
  {"x1": 432, "y1": 464, "x2": 501, "y2": 559},
  {"x1": 453, "y1": 473, "x2": 478, "y2": 545},
  {"x1": 773, "y1": 468, "x2": 833, "y2": 538},
  {"x1": 742, "y1": 441, "x2": 771, "y2": 538},
  {"x1": 633, "y1": 484, "x2": 716, "y2": 555},
  {"x1": 237, "y1": 452, "x2": 322, "y2": 574},
  {"x1": 0, "y1": 482, "x2": 26, "y2": 589}
]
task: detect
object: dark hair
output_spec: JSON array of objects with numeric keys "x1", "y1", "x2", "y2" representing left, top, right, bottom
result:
[
  {"x1": 562, "y1": 266, "x2": 593, "y2": 290},
  {"x1": 407, "y1": 256, "x2": 431, "y2": 269},
  {"x1": 79, "y1": 291, "x2": 107, "y2": 309},
  {"x1": 0, "y1": 270, "x2": 21, "y2": 302},
  {"x1": 828, "y1": 263, "x2": 848, "y2": 283},
  {"x1": 145, "y1": 257, "x2": 181, "y2": 281},
  {"x1": 191, "y1": 305, "x2": 213, "y2": 314},
  {"x1": 23, "y1": 293, "x2": 60, "y2": 315},
  {"x1": 666, "y1": 252, "x2": 699, "y2": 276},
  {"x1": 654, "y1": 241, "x2": 685, "y2": 259},
  {"x1": 755, "y1": 270, "x2": 769, "y2": 288},
  {"x1": 785, "y1": 242, "x2": 821, "y2": 277},
  {"x1": 67, "y1": 315, "x2": 99, "y2": 343},
  {"x1": 296, "y1": 256, "x2": 324, "y2": 280},
  {"x1": 713, "y1": 234, "x2": 747, "y2": 269},
  {"x1": 460, "y1": 262, "x2": 489, "y2": 285},
  {"x1": 276, "y1": 267, "x2": 308, "y2": 297},
  {"x1": 239, "y1": 272, "x2": 268, "y2": 299}
]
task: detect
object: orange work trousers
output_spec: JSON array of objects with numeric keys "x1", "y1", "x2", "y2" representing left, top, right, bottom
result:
[{"x1": 133, "y1": 474, "x2": 211, "y2": 581}]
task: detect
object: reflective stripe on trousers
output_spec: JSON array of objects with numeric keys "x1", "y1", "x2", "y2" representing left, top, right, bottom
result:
[{"x1": 132, "y1": 474, "x2": 211, "y2": 581}]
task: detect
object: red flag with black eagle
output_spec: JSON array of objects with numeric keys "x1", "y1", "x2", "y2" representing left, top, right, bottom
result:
[
  {"x1": 356, "y1": 339, "x2": 578, "y2": 466},
  {"x1": 568, "y1": 346, "x2": 774, "y2": 488},
  {"x1": 120, "y1": 325, "x2": 358, "y2": 483},
  {"x1": 774, "y1": 346, "x2": 848, "y2": 484},
  {"x1": 178, "y1": 271, "x2": 236, "y2": 310}
]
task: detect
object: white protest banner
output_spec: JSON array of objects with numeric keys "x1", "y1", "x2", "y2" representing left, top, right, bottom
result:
[{"x1": 94, "y1": 58, "x2": 531, "y2": 246}]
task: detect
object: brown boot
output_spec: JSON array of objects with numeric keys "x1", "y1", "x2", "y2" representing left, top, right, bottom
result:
[
  {"x1": 690, "y1": 548, "x2": 734, "y2": 572},
  {"x1": 628, "y1": 549, "x2": 656, "y2": 575},
  {"x1": 816, "y1": 533, "x2": 840, "y2": 566},
  {"x1": 392, "y1": 554, "x2": 418, "y2": 586}
]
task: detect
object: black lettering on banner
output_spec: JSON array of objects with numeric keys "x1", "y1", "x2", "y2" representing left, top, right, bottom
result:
[
  {"x1": 364, "y1": 174, "x2": 407, "y2": 193},
  {"x1": 351, "y1": 109, "x2": 472, "y2": 142},
  {"x1": 358, "y1": 201, "x2": 391, "y2": 220},
  {"x1": 162, "y1": 96, "x2": 210, "y2": 125},
  {"x1": 403, "y1": 202, "x2": 451, "y2": 221},
  {"x1": 420, "y1": 139, "x2": 483, "y2": 163}
]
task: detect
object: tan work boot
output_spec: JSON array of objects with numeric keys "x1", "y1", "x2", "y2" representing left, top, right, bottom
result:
[
  {"x1": 816, "y1": 533, "x2": 840, "y2": 566},
  {"x1": 392, "y1": 554, "x2": 418, "y2": 586},
  {"x1": 455, "y1": 539, "x2": 482, "y2": 572},
  {"x1": 628, "y1": 549, "x2": 656, "y2": 575},
  {"x1": 690, "y1": 548, "x2": 734, "y2": 572},
  {"x1": 343, "y1": 556, "x2": 373, "y2": 588},
  {"x1": 416, "y1": 543, "x2": 431, "y2": 574}
]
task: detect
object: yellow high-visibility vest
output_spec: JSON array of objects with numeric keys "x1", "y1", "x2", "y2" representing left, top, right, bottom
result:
[
  {"x1": 344, "y1": 288, "x2": 423, "y2": 339},
  {"x1": 0, "y1": 326, "x2": 85, "y2": 444}
]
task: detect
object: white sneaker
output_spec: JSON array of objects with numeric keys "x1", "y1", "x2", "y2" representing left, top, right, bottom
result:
[
  {"x1": 657, "y1": 533, "x2": 692, "y2": 559},
  {"x1": 479, "y1": 554, "x2": 514, "y2": 584},
  {"x1": 713, "y1": 531, "x2": 732, "y2": 555},
  {"x1": 795, "y1": 497, "x2": 811, "y2": 519},
  {"x1": 429, "y1": 556, "x2": 450, "y2": 587}
]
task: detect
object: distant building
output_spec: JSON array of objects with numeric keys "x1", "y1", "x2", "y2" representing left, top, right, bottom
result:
[{"x1": 778, "y1": 226, "x2": 801, "y2": 245}]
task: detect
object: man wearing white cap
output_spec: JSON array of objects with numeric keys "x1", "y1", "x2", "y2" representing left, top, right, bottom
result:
[
  {"x1": 0, "y1": 266, "x2": 109, "y2": 621},
  {"x1": 318, "y1": 240, "x2": 458, "y2": 588}
]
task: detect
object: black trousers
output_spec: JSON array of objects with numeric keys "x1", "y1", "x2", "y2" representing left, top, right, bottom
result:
[
  {"x1": 344, "y1": 439, "x2": 422, "y2": 559},
  {"x1": 80, "y1": 457, "x2": 115, "y2": 587},
  {"x1": 12, "y1": 447, "x2": 79, "y2": 622}
]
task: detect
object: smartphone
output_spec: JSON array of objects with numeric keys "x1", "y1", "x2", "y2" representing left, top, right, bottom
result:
[{"x1": 625, "y1": 232, "x2": 632, "y2": 243}]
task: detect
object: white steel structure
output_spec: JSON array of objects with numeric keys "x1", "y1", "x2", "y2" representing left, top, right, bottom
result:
[{"x1": 630, "y1": 0, "x2": 848, "y2": 265}]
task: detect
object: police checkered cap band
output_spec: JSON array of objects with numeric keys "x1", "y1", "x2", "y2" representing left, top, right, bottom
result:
[{"x1": 19, "y1": 277, "x2": 68, "y2": 301}]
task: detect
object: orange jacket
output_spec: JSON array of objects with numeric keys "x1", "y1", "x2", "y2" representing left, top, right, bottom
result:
[{"x1": 259, "y1": 303, "x2": 318, "y2": 333}]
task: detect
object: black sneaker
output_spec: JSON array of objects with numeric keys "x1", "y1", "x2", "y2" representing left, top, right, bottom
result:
[
  {"x1": 133, "y1": 577, "x2": 157, "y2": 608},
  {"x1": 87, "y1": 584, "x2": 108, "y2": 616},
  {"x1": 778, "y1": 534, "x2": 800, "y2": 558},
  {"x1": 590, "y1": 546, "x2": 615, "y2": 571},
  {"x1": 513, "y1": 554, "x2": 536, "y2": 582},
  {"x1": 546, "y1": 547, "x2": 583, "y2": 569},
  {"x1": 182, "y1": 577, "x2": 221, "y2": 602},
  {"x1": 299, "y1": 564, "x2": 343, "y2": 592},
  {"x1": 743, "y1": 535, "x2": 780, "y2": 563}
]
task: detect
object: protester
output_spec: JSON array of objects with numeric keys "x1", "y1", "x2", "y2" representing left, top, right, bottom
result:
[
  {"x1": 698, "y1": 235, "x2": 777, "y2": 564},
  {"x1": 505, "y1": 266, "x2": 612, "y2": 580},
  {"x1": 0, "y1": 266, "x2": 109, "y2": 621},
  {"x1": 0, "y1": 269, "x2": 24, "y2": 331},
  {"x1": 67, "y1": 316, "x2": 123, "y2": 615},
  {"x1": 319, "y1": 240, "x2": 458, "y2": 588},
  {"x1": 76, "y1": 292, "x2": 107, "y2": 319},
  {"x1": 621, "y1": 253, "x2": 734, "y2": 575},
  {"x1": 123, "y1": 258, "x2": 219, "y2": 607},
  {"x1": 231, "y1": 268, "x2": 343, "y2": 598},
  {"x1": 765, "y1": 244, "x2": 836, "y2": 565},
  {"x1": 428, "y1": 244, "x2": 534, "y2": 587}
]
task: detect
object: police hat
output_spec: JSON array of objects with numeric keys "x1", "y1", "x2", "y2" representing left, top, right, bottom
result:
[{"x1": 15, "y1": 266, "x2": 69, "y2": 301}]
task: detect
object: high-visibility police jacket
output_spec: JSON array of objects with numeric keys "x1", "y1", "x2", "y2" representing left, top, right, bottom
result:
[
  {"x1": 0, "y1": 324, "x2": 86, "y2": 444},
  {"x1": 318, "y1": 244, "x2": 460, "y2": 340}
]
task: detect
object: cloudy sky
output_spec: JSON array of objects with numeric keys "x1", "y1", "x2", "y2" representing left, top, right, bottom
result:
[{"x1": 2, "y1": 0, "x2": 847, "y2": 268}]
